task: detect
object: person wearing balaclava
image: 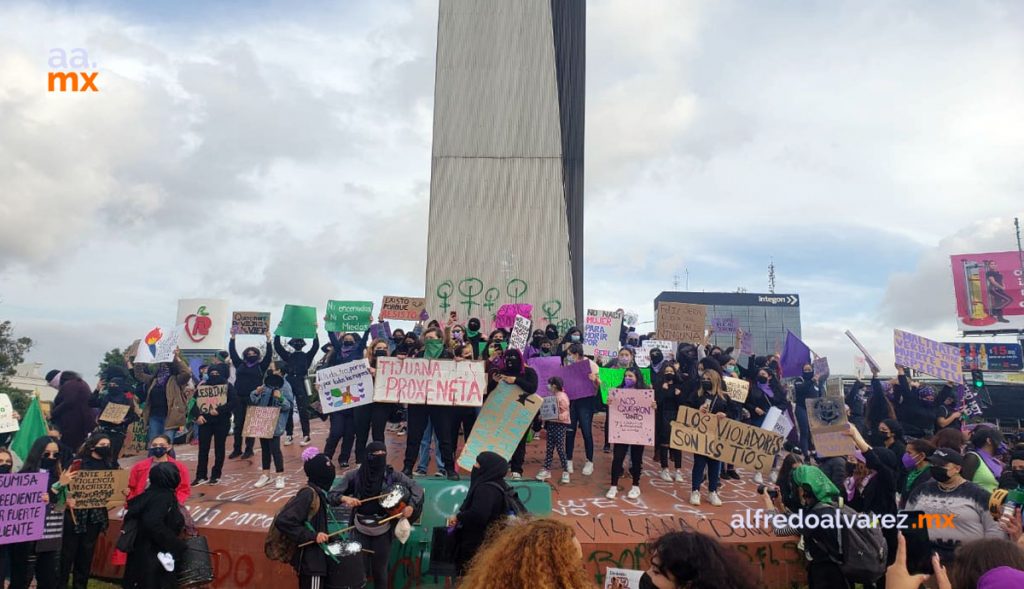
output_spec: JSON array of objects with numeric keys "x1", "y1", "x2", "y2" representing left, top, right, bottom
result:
[
  {"x1": 793, "y1": 362, "x2": 822, "y2": 459},
  {"x1": 8, "y1": 436, "x2": 71, "y2": 589},
  {"x1": 274, "y1": 333, "x2": 320, "y2": 446},
  {"x1": 465, "y1": 317, "x2": 485, "y2": 359},
  {"x1": 401, "y1": 328, "x2": 459, "y2": 479},
  {"x1": 227, "y1": 328, "x2": 273, "y2": 459},
  {"x1": 892, "y1": 365, "x2": 937, "y2": 439},
  {"x1": 92, "y1": 365, "x2": 140, "y2": 466},
  {"x1": 59, "y1": 433, "x2": 117, "y2": 589},
  {"x1": 46, "y1": 369, "x2": 96, "y2": 452},
  {"x1": 122, "y1": 462, "x2": 188, "y2": 589},
  {"x1": 330, "y1": 441, "x2": 424, "y2": 588},
  {"x1": 189, "y1": 362, "x2": 236, "y2": 485},
  {"x1": 447, "y1": 451, "x2": 514, "y2": 576},
  {"x1": 496, "y1": 348, "x2": 539, "y2": 479},
  {"x1": 250, "y1": 363, "x2": 295, "y2": 490},
  {"x1": 322, "y1": 330, "x2": 370, "y2": 467}
]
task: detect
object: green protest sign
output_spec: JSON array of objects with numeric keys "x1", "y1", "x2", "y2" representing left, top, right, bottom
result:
[
  {"x1": 325, "y1": 300, "x2": 373, "y2": 333},
  {"x1": 275, "y1": 305, "x2": 319, "y2": 338}
]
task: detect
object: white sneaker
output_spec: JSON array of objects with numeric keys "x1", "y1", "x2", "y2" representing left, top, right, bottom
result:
[
  {"x1": 536, "y1": 469, "x2": 551, "y2": 481},
  {"x1": 510, "y1": 472, "x2": 522, "y2": 481},
  {"x1": 675, "y1": 470, "x2": 685, "y2": 483},
  {"x1": 627, "y1": 486, "x2": 641, "y2": 500},
  {"x1": 659, "y1": 468, "x2": 672, "y2": 482},
  {"x1": 275, "y1": 476, "x2": 285, "y2": 489},
  {"x1": 566, "y1": 462, "x2": 574, "y2": 474},
  {"x1": 708, "y1": 492, "x2": 722, "y2": 506},
  {"x1": 560, "y1": 472, "x2": 570, "y2": 484},
  {"x1": 283, "y1": 436, "x2": 293, "y2": 446},
  {"x1": 689, "y1": 490, "x2": 701, "y2": 506},
  {"x1": 582, "y1": 461, "x2": 594, "y2": 476},
  {"x1": 753, "y1": 472, "x2": 764, "y2": 485},
  {"x1": 606, "y1": 486, "x2": 618, "y2": 499},
  {"x1": 254, "y1": 474, "x2": 271, "y2": 488},
  {"x1": 300, "y1": 436, "x2": 311, "y2": 447}
]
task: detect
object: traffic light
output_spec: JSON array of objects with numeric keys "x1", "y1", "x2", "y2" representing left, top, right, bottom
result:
[{"x1": 971, "y1": 369, "x2": 985, "y2": 389}]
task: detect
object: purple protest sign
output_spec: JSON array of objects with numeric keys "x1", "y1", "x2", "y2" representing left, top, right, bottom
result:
[
  {"x1": 562, "y1": 359, "x2": 596, "y2": 400},
  {"x1": 529, "y1": 356, "x2": 563, "y2": 398},
  {"x1": 495, "y1": 304, "x2": 532, "y2": 330},
  {"x1": 369, "y1": 321, "x2": 392, "y2": 341},
  {"x1": 740, "y1": 330, "x2": 753, "y2": 355},
  {"x1": 894, "y1": 329, "x2": 963, "y2": 384},
  {"x1": 711, "y1": 317, "x2": 738, "y2": 332},
  {"x1": 0, "y1": 472, "x2": 48, "y2": 545}
]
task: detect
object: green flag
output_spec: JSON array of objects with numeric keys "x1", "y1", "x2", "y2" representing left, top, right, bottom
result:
[
  {"x1": 275, "y1": 305, "x2": 319, "y2": 338},
  {"x1": 11, "y1": 395, "x2": 48, "y2": 462}
]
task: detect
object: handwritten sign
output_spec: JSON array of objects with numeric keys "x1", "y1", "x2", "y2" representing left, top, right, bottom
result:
[
  {"x1": 231, "y1": 311, "x2": 271, "y2": 335},
  {"x1": 69, "y1": 469, "x2": 130, "y2": 510},
  {"x1": 195, "y1": 385, "x2": 228, "y2": 415},
  {"x1": 740, "y1": 330, "x2": 754, "y2": 355},
  {"x1": 894, "y1": 329, "x2": 963, "y2": 384},
  {"x1": 509, "y1": 315, "x2": 532, "y2": 352},
  {"x1": 711, "y1": 317, "x2": 738, "y2": 332},
  {"x1": 608, "y1": 389, "x2": 655, "y2": 446},
  {"x1": 622, "y1": 311, "x2": 639, "y2": 328},
  {"x1": 242, "y1": 406, "x2": 281, "y2": 439},
  {"x1": 380, "y1": 296, "x2": 426, "y2": 321},
  {"x1": 814, "y1": 426, "x2": 856, "y2": 458},
  {"x1": 583, "y1": 309, "x2": 623, "y2": 359},
  {"x1": 326, "y1": 300, "x2": 373, "y2": 333},
  {"x1": 315, "y1": 359, "x2": 374, "y2": 413},
  {"x1": 845, "y1": 330, "x2": 880, "y2": 373},
  {"x1": 761, "y1": 407, "x2": 794, "y2": 439},
  {"x1": 0, "y1": 394, "x2": 19, "y2": 433},
  {"x1": 636, "y1": 340, "x2": 675, "y2": 369},
  {"x1": 495, "y1": 304, "x2": 532, "y2": 330},
  {"x1": 812, "y1": 357, "x2": 830, "y2": 381},
  {"x1": 670, "y1": 406, "x2": 784, "y2": 474},
  {"x1": 456, "y1": 383, "x2": 542, "y2": 471},
  {"x1": 0, "y1": 473, "x2": 48, "y2": 545},
  {"x1": 373, "y1": 357, "x2": 486, "y2": 407},
  {"x1": 539, "y1": 396, "x2": 559, "y2": 421},
  {"x1": 656, "y1": 303, "x2": 706, "y2": 343},
  {"x1": 133, "y1": 324, "x2": 181, "y2": 364},
  {"x1": 722, "y1": 376, "x2": 749, "y2": 403},
  {"x1": 121, "y1": 420, "x2": 148, "y2": 458},
  {"x1": 369, "y1": 321, "x2": 392, "y2": 341},
  {"x1": 98, "y1": 402, "x2": 131, "y2": 425},
  {"x1": 604, "y1": 568, "x2": 645, "y2": 589}
]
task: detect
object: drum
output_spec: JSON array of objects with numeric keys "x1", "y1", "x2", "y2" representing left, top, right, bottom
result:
[
  {"x1": 177, "y1": 536, "x2": 215, "y2": 588},
  {"x1": 379, "y1": 483, "x2": 411, "y2": 517}
]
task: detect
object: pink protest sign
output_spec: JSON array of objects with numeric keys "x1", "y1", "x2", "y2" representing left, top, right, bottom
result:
[
  {"x1": 495, "y1": 304, "x2": 532, "y2": 330},
  {"x1": 607, "y1": 388, "x2": 655, "y2": 446}
]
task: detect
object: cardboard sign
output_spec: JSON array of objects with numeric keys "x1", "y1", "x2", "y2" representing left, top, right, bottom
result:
[
  {"x1": 176, "y1": 299, "x2": 229, "y2": 350},
  {"x1": 98, "y1": 402, "x2": 131, "y2": 425},
  {"x1": 315, "y1": 359, "x2": 374, "y2": 413},
  {"x1": 121, "y1": 420, "x2": 149, "y2": 458},
  {"x1": 456, "y1": 383, "x2": 542, "y2": 471},
  {"x1": 636, "y1": 339, "x2": 675, "y2": 369},
  {"x1": 0, "y1": 394, "x2": 19, "y2": 433},
  {"x1": 656, "y1": 303, "x2": 707, "y2": 343},
  {"x1": 68, "y1": 469, "x2": 130, "y2": 510},
  {"x1": 509, "y1": 315, "x2": 532, "y2": 352},
  {"x1": 133, "y1": 325, "x2": 181, "y2": 364},
  {"x1": 894, "y1": 329, "x2": 963, "y2": 384},
  {"x1": 808, "y1": 393, "x2": 856, "y2": 457},
  {"x1": 0, "y1": 473, "x2": 48, "y2": 545},
  {"x1": 761, "y1": 406, "x2": 794, "y2": 439},
  {"x1": 608, "y1": 388, "x2": 655, "y2": 446},
  {"x1": 369, "y1": 322, "x2": 392, "y2": 341},
  {"x1": 583, "y1": 309, "x2": 623, "y2": 359},
  {"x1": 670, "y1": 406, "x2": 784, "y2": 474},
  {"x1": 194, "y1": 385, "x2": 228, "y2": 415},
  {"x1": 814, "y1": 426, "x2": 857, "y2": 458},
  {"x1": 711, "y1": 317, "x2": 738, "y2": 332},
  {"x1": 275, "y1": 304, "x2": 319, "y2": 339},
  {"x1": 722, "y1": 376, "x2": 749, "y2": 403},
  {"x1": 539, "y1": 396, "x2": 559, "y2": 421},
  {"x1": 845, "y1": 330, "x2": 880, "y2": 373},
  {"x1": 495, "y1": 304, "x2": 532, "y2": 330},
  {"x1": 825, "y1": 377, "x2": 844, "y2": 400},
  {"x1": 125, "y1": 339, "x2": 141, "y2": 360},
  {"x1": 373, "y1": 357, "x2": 486, "y2": 407},
  {"x1": 325, "y1": 300, "x2": 373, "y2": 333},
  {"x1": 813, "y1": 357, "x2": 830, "y2": 381},
  {"x1": 808, "y1": 396, "x2": 847, "y2": 429},
  {"x1": 242, "y1": 406, "x2": 281, "y2": 439},
  {"x1": 232, "y1": 311, "x2": 271, "y2": 335},
  {"x1": 740, "y1": 330, "x2": 754, "y2": 355},
  {"x1": 380, "y1": 296, "x2": 426, "y2": 321},
  {"x1": 604, "y1": 568, "x2": 645, "y2": 589}
]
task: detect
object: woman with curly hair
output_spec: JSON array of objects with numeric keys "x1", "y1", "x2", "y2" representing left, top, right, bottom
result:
[
  {"x1": 643, "y1": 531, "x2": 761, "y2": 589},
  {"x1": 459, "y1": 518, "x2": 593, "y2": 589}
]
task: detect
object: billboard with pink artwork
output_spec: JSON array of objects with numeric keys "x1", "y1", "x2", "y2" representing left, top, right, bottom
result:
[{"x1": 950, "y1": 251, "x2": 1024, "y2": 334}]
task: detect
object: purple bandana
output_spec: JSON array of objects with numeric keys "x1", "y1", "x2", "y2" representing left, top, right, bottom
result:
[
  {"x1": 977, "y1": 448, "x2": 1004, "y2": 478},
  {"x1": 758, "y1": 382, "x2": 774, "y2": 400}
]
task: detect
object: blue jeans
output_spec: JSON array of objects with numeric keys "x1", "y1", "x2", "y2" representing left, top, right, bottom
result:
[
  {"x1": 692, "y1": 454, "x2": 721, "y2": 493},
  {"x1": 147, "y1": 414, "x2": 167, "y2": 444},
  {"x1": 416, "y1": 420, "x2": 445, "y2": 473},
  {"x1": 566, "y1": 396, "x2": 595, "y2": 462}
]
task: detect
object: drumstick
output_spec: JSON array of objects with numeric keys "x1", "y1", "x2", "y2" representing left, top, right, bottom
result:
[{"x1": 298, "y1": 525, "x2": 356, "y2": 548}]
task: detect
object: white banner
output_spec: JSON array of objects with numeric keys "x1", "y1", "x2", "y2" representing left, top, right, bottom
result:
[
  {"x1": 315, "y1": 359, "x2": 374, "y2": 413},
  {"x1": 133, "y1": 325, "x2": 182, "y2": 364},
  {"x1": 373, "y1": 357, "x2": 487, "y2": 407}
]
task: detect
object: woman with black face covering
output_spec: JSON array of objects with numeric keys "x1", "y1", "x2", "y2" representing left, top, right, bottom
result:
[
  {"x1": 330, "y1": 442, "x2": 423, "y2": 589},
  {"x1": 122, "y1": 462, "x2": 188, "y2": 589},
  {"x1": 447, "y1": 451, "x2": 514, "y2": 576},
  {"x1": 59, "y1": 433, "x2": 116, "y2": 589},
  {"x1": 190, "y1": 363, "x2": 236, "y2": 485},
  {"x1": 495, "y1": 349, "x2": 539, "y2": 479},
  {"x1": 91, "y1": 365, "x2": 140, "y2": 466},
  {"x1": 9, "y1": 436, "x2": 72, "y2": 589},
  {"x1": 273, "y1": 334, "x2": 320, "y2": 446},
  {"x1": 324, "y1": 330, "x2": 370, "y2": 466},
  {"x1": 228, "y1": 329, "x2": 273, "y2": 459},
  {"x1": 463, "y1": 318, "x2": 485, "y2": 358}
]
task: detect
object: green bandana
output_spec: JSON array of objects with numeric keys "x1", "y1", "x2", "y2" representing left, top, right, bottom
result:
[{"x1": 424, "y1": 339, "x2": 444, "y2": 359}]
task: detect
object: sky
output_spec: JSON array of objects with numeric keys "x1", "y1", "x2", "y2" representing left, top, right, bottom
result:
[{"x1": 2, "y1": 0, "x2": 1024, "y2": 380}]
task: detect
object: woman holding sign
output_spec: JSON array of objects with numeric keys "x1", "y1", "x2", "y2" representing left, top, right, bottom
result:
[
  {"x1": 250, "y1": 363, "x2": 294, "y2": 490},
  {"x1": 59, "y1": 433, "x2": 116, "y2": 589},
  {"x1": 606, "y1": 367, "x2": 652, "y2": 500},
  {"x1": 190, "y1": 362, "x2": 235, "y2": 486},
  {"x1": 91, "y1": 365, "x2": 139, "y2": 466},
  {"x1": 685, "y1": 370, "x2": 737, "y2": 507}
]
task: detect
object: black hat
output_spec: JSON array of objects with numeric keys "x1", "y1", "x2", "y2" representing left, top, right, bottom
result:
[
  {"x1": 288, "y1": 338, "x2": 307, "y2": 350},
  {"x1": 927, "y1": 448, "x2": 964, "y2": 467},
  {"x1": 102, "y1": 365, "x2": 129, "y2": 381},
  {"x1": 45, "y1": 369, "x2": 61, "y2": 383}
]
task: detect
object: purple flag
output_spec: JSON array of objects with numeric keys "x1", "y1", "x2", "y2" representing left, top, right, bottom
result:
[{"x1": 780, "y1": 330, "x2": 811, "y2": 378}]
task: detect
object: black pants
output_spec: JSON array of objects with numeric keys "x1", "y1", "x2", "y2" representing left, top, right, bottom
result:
[
  {"x1": 197, "y1": 419, "x2": 230, "y2": 480},
  {"x1": 285, "y1": 375, "x2": 311, "y2": 438},
  {"x1": 404, "y1": 405, "x2": 455, "y2": 473},
  {"x1": 59, "y1": 519, "x2": 102, "y2": 589},
  {"x1": 807, "y1": 562, "x2": 851, "y2": 589},
  {"x1": 611, "y1": 444, "x2": 644, "y2": 486},
  {"x1": 451, "y1": 406, "x2": 477, "y2": 446},
  {"x1": 232, "y1": 400, "x2": 255, "y2": 455},
  {"x1": 325, "y1": 411, "x2": 356, "y2": 465},
  {"x1": 655, "y1": 412, "x2": 681, "y2": 468},
  {"x1": 510, "y1": 431, "x2": 529, "y2": 474},
  {"x1": 354, "y1": 531, "x2": 392, "y2": 589},
  {"x1": 261, "y1": 436, "x2": 285, "y2": 472},
  {"x1": 8, "y1": 542, "x2": 59, "y2": 589},
  {"x1": 353, "y1": 403, "x2": 392, "y2": 463}
]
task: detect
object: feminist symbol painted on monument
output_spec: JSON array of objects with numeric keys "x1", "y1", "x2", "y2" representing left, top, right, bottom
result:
[
  {"x1": 436, "y1": 281, "x2": 453, "y2": 314},
  {"x1": 542, "y1": 300, "x2": 562, "y2": 324},
  {"x1": 506, "y1": 278, "x2": 528, "y2": 303},
  {"x1": 483, "y1": 287, "x2": 500, "y2": 313},
  {"x1": 459, "y1": 278, "x2": 484, "y2": 315},
  {"x1": 558, "y1": 318, "x2": 577, "y2": 333}
]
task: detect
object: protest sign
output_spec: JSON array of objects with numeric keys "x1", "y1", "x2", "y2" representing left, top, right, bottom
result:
[
  {"x1": 325, "y1": 300, "x2": 373, "y2": 333},
  {"x1": 583, "y1": 309, "x2": 623, "y2": 360},
  {"x1": 125, "y1": 339, "x2": 141, "y2": 360},
  {"x1": 69, "y1": 469, "x2": 130, "y2": 510},
  {"x1": 369, "y1": 321, "x2": 392, "y2": 341},
  {"x1": 893, "y1": 329, "x2": 963, "y2": 384},
  {"x1": 655, "y1": 303, "x2": 706, "y2": 343},
  {"x1": 380, "y1": 296, "x2": 426, "y2": 321},
  {"x1": 740, "y1": 330, "x2": 754, "y2": 355},
  {"x1": 495, "y1": 304, "x2": 532, "y2": 329},
  {"x1": 854, "y1": 356, "x2": 866, "y2": 378},
  {"x1": 98, "y1": 402, "x2": 131, "y2": 424},
  {"x1": 539, "y1": 396, "x2": 559, "y2": 421},
  {"x1": 808, "y1": 394, "x2": 855, "y2": 457},
  {"x1": 194, "y1": 385, "x2": 228, "y2": 415},
  {"x1": 761, "y1": 406, "x2": 794, "y2": 439},
  {"x1": 562, "y1": 360, "x2": 597, "y2": 400},
  {"x1": 0, "y1": 473, "x2": 48, "y2": 545},
  {"x1": 176, "y1": 299, "x2": 229, "y2": 350},
  {"x1": 670, "y1": 406, "x2": 784, "y2": 474},
  {"x1": 315, "y1": 359, "x2": 374, "y2": 413},
  {"x1": 814, "y1": 426, "x2": 856, "y2": 458},
  {"x1": 597, "y1": 367, "x2": 652, "y2": 403},
  {"x1": 636, "y1": 339, "x2": 675, "y2": 369},
  {"x1": 509, "y1": 315, "x2": 532, "y2": 351},
  {"x1": 825, "y1": 377, "x2": 844, "y2": 399},
  {"x1": 608, "y1": 388, "x2": 655, "y2": 446},
  {"x1": 813, "y1": 357, "x2": 830, "y2": 381},
  {"x1": 722, "y1": 376, "x2": 749, "y2": 403},
  {"x1": 456, "y1": 383, "x2": 542, "y2": 471},
  {"x1": 845, "y1": 330, "x2": 880, "y2": 373},
  {"x1": 231, "y1": 311, "x2": 271, "y2": 335},
  {"x1": 275, "y1": 305, "x2": 318, "y2": 339},
  {"x1": 0, "y1": 394, "x2": 19, "y2": 433},
  {"x1": 373, "y1": 358, "x2": 486, "y2": 407},
  {"x1": 133, "y1": 325, "x2": 181, "y2": 364},
  {"x1": 37, "y1": 505, "x2": 63, "y2": 551},
  {"x1": 242, "y1": 406, "x2": 281, "y2": 439},
  {"x1": 121, "y1": 420, "x2": 148, "y2": 458},
  {"x1": 604, "y1": 568, "x2": 645, "y2": 589},
  {"x1": 622, "y1": 311, "x2": 639, "y2": 328},
  {"x1": 711, "y1": 317, "x2": 738, "y2": 332},
  {"x1": 808, "y1": 395, "x2": 847, "y2": 429},
  {"x1": 529, "y1": 356, "x2": 563, "y2": 397}
]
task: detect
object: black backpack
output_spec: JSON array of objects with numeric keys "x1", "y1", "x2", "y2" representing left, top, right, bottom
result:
[{"x1": 485, "y1": 482, "x2": 528, "y2": 519}]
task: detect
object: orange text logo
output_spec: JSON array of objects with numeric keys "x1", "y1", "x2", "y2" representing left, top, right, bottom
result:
[{"x1": 48, "y1": 48, "x2": 99, "y2": 93}]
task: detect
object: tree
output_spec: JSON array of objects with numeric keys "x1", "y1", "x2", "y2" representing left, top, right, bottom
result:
[
  {"x1": 0, "y1": 320, "x2": 33, "y2": 417},
  {"x1": 97, "y1": 347, "x2": 137, "y2": 386}
]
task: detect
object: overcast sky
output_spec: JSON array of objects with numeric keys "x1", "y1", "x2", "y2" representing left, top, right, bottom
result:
[{"x1": 2, "y1": 0, "x2": 1024, "y2": 380}]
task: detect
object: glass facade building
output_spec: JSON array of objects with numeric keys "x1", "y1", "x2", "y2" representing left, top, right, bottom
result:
[{"x1": 654, "y1": 292, "x2": 802, "y2": 357}]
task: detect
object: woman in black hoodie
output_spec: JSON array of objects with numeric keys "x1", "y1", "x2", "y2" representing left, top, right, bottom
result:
[
  {"x1": 448, "y1": 451, "x2": 514, "y2": 576},
  {"x1": 59, "y1": 434, "x2": 117, "y2": 589},
  {"x1": 122, "y1": 462, "x2": 188, "y2": 589},
  {"x1": 228, "y1": 329, "x2": 273, "y2": 459},
  {"x1": 654, "y1": 364, "x2": 685, "y2": 483},
  {"x1": 190, "y1": 363, "x2": 236, "y2": 485},
  {"x1": 91, "y1": 365, "x2": 140, "y2": 466},
  {"x1": 496, "y1": 349, "x2": 539, "y2": 479}
]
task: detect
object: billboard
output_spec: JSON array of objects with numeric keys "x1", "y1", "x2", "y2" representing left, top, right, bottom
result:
[
  {"x1": 945, "y1": 342, "x2": 1024, "y2": 372},
  {"x1": 951, "y1": 251, "x2": 1024, "y2": 334}
]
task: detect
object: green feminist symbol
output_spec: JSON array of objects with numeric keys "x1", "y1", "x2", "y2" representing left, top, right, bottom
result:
[
  {"x1": 436, "y1": 281, "x2": 454, "y2": 314},
  {"x1": 506, "y1": 278, "x2": 528, "y2": 302},
  {"x1": 458, "y1": 278, "x2": 484, "y2": 315},
  {"x1": 483, "y1": 287, "x2": 500, "y2": 313},
  {"x1": 542, "y1": 300, "x2": 561, "y2": 324}
]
